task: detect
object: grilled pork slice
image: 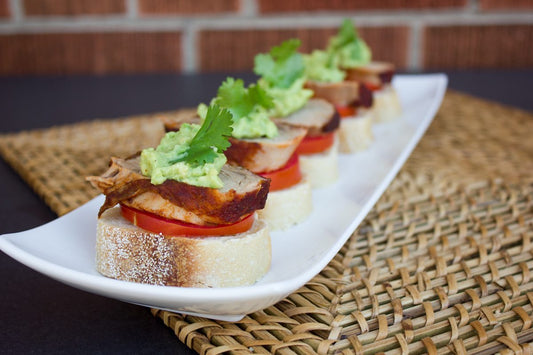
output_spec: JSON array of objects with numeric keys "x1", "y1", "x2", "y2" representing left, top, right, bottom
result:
[
  {"x1": 273, "y1": 98, "x2": 340, "y2": 137},
  {"x1": 305, "y1": 80, "x2": 373, "y2": 108},
  {"x1": 87, "y1": 155, "x2": 270, "y2": 226},
  {"x1": 225, "y1": 124, "x2": 307, "y2": 173},
  {"x1": 344, "y1": 61, "x2": 395, "y2": 88},
  {"x1": 161, "y1": 112, "x2": 308, "y2": 174}
]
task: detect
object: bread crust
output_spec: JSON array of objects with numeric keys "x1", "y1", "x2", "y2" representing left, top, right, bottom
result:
[
  {"x1": 338, "y1": 109, "x2": 374, "y2": 153},
  {"x1": 372, "y1": 85, "x2": 402, "y2": 122},
  {"x1": 257, "y1": 180, "x2": 312, "y2": 230},
  {"x1": 96, "y1": 207, "x2": 271, "y2": 287},
  {"x1": 299, "y1": 137, "x2": 339, "y2": 188}
]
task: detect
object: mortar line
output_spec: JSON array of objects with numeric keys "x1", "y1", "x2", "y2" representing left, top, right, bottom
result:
[
  {"x1": 8, "y1": 0, "x2": 24, "y2": 22},
  {"x1": 125, "y1": 0, "x2": 139, "y2": 19}
]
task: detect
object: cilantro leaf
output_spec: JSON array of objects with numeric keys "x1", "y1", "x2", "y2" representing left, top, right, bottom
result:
[
  {"x1": 215, "y1": 77, "x2": 273, "y2": 120},
  {"x1": 170, "y1": 104, "x2": 233, "y2": 165},
  {"x1": 329, "y1": 19, "x2": 358, "y2": 52},
  {"x1": 254, "y1": 39, "x2": 305, "y2": 89}
]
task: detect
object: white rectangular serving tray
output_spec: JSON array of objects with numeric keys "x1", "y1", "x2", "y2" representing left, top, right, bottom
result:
[{"x1": 0, "y1": 74, "x2": 447, "y2": 321}]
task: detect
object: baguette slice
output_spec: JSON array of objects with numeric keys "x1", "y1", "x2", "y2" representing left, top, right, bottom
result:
[
  {"x1": 96, "y1": 207, "x2": 271, "y2": 287},
  {"x1": 372, "y1": 85, "x2": 402, "y2": 122},
  {"x1": 299, "y1": 137, "x2": 339, "y2": 188},
  {"x1": 338, "y1": 109, "x2": 374, "y2": 153},
  {"x1": 257, "y1": 179, "x2": 312, "y2": 230}
]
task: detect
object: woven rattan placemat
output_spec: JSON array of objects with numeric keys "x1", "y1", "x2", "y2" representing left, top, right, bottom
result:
[{"x1": 1, "y1": 91, "x2": 532, "y2": 354}]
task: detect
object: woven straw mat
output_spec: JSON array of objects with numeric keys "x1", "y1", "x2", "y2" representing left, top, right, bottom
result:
[{"x1": 1, "y1": 91, "x2": 532, "y2": 354}]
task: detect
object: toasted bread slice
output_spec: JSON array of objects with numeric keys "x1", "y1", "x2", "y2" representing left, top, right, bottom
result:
[
  {"x1": 96, "y1": 207, "x2": 271, "y2": 287},
  {"x1": 257, "y1": 179, "x2": 312, "y2": 230},
  {"x1": 338, "y1": 109, "x2": 374, "y2": 153}
]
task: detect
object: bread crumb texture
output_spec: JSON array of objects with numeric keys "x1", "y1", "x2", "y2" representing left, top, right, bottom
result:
[{"x1": 96, "y1": 208, "x2": 271, "y2": 287}]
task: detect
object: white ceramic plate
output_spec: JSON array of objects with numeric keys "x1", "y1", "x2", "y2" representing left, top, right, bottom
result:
[{"x1": 0, "y1": 74, "x2": 447, "y2": 321}]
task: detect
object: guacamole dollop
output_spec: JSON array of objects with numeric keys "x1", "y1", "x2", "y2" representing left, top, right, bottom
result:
[
  {"x1": 327, "y1": 19, "x2": 372, "y2": 68},
  {"x1": 259, "y1": 77, "x2": 313, "y2": 118},
  {"x1": 200, "y1": 77, "x2": 279, "y2": 139},
  {"x1": 140, "y1": 124, "x2": 227, "y2": 188},
  {"x1": 304, "y1": 50, "x2": 346, "y2": 83},
  {"x1": 198, "y1": 103, "x2": 277, "y2": 140}
]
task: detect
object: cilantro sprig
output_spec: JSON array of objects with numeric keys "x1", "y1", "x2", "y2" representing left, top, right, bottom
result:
[
  {"x1": 329, "y1": 19, "x2": 360, "y2": 53},
  {"x1": 215, "y1": 77, "x2": 274, "y2": 120},
  {"x1": 326, "y1": 19, "x2": 371, "y2": 67},
  {"x1": 254, "y1": 39, "x2": 305, "y2": 89},
  {"x1": 169, "y1": 104, "x2": 233, "y2": 165}
]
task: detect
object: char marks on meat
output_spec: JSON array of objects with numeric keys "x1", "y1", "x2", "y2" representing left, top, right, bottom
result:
[{"x1": 87, "y1": 155, "x2": 270, "y2": 226}]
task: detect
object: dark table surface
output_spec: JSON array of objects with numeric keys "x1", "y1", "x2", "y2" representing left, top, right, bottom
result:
[{"x1": 1, "y1": 70, "x2": 532, "y2": 354}]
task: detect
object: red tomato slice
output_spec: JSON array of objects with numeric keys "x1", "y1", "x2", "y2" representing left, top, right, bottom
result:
[
  {"x1": 259, "y1": 154, "x2": 302, "y2": 191},
  {"x1": 296, "y1": 132, "x2": 335, "y2": 155},
  {"x1": 335, "y1": 105, "x2": 357, "y2": 118},
  {"x1": 120, "y1": 204, "x2": 254, "y2": 237}
]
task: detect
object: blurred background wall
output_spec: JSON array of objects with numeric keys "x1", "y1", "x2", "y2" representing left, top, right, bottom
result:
[{"x1": 0, "y1": 0, "x2": 531, "y2": 76}]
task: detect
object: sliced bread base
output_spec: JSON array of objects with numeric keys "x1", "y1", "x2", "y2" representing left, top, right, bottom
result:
[
  {"x1": 299, "y1": 138, "x2": 339, "y2": 188},
  {"x1": 338, "y1": 109, "x2": 374, "y2": 153},
  {"x1": 96, "y1": 207, "x2": 271, "y2": 287},
  {"x1": 373, "y1": 85, "x2": 402, "y2": 123},
  {"x1": 257, "y1": 179, "x2": 312, "y2": 231}
]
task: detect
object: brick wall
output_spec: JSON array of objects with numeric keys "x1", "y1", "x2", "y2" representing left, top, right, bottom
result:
[{"x1": 0, "y1": 0, "x2": 531, "y2": 76}]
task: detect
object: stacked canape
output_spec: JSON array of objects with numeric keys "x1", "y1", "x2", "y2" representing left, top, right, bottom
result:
[
  {"x1": 328, "y1": 19, "x2": 401, "y2": 123},
  {"x1": 87, "y1": 105, "x2": 272, "y2": 287},
  {"x1": 164, "y1": 78, "x2": 312, "y2": 231},
  {"x1": 254, "y1": 39, "x2": 340, "y2": 188},
  {"x1": 304, "y1": 49, "x2": 374, "y2": 153}
]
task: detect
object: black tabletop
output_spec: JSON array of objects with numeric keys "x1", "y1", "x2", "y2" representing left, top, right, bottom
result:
[{"x1": 1, "y1": 70, "x2": 532, "y2": 354}]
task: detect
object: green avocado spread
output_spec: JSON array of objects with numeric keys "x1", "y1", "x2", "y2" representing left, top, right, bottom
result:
[
  {"x1": 140, "y1": 123, "x2": 227, "y2": 188},
  {"x1": 253, "y1": 39, "x2": 313, "y2": 117},
  {"x1": 327, "y1": 19, "x2": 371, "y2": 68},
  {"x1": 259, "y1": 77, "x2": 313, "y2": 118},
  {"x1": 199, "y1": 77, "x2": 278, "y2": 140},
  {"x1": 304, "y1": 50, "x2": 346, "y2": 83}
]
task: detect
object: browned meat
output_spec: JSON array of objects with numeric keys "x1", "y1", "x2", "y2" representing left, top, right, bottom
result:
[
  {"x1": 160, "y1": 110, "x2": 200, "y2": 132},
  {"x1": 272, "y1": 98, "x2": 340, "y2": 137},
  {"x1": 87, "y1": 155, "x2": 270, "y2": 226},
  {"x1": 305, "y1": 80, "x2": 373, "y2": 109},
  {"x1": 225, "y1": 123, "x2": 307, "y2": 173},
  {"x1": 162, "y1": 113, "x2": 308, "y2": 173},
  {"x1": 344, "y1": 61, "x2": 395, "y2": 88}
]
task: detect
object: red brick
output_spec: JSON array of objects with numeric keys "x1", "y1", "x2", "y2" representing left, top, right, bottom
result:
[
  {"x1": 139, "y1": 0, "x2": 240, "y2": 15},
  {"x1": 479, "y1": 0, "x2": 533, "y2": 10},
  {"x1": 23, "y1": 0, "x2": 125, "y2": 16},
  {"x1": 258, "y1": 0, "x2": 467, "y2": 13},
  {"x1": 0, "y1": 0, "x2": 9, "y2": 17},
  {"x1": 199, "y1": 26, "x2": 409, "y2": 72},
  {"x1": 0, "y1": 32, "x2": 182, "y2": 76},
  {"x1": 423, "y1": 25, "x2": 533, "y2": 69}
]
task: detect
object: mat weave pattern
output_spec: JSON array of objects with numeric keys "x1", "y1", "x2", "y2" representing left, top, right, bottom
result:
[{"x1": 1, "y1": 91, "x2": 532, "y2": 354}]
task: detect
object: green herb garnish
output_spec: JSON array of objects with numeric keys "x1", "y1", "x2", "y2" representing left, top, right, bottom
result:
[
  {"x1": 216, "y1": 77, "x2": 274, "y2": 120},
  {"x1": 254, "y1": 39, "x2": 305, "y2": 89},
  {"x1": 169, "y1": 104, "x2": 233, "y2": 165}
]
